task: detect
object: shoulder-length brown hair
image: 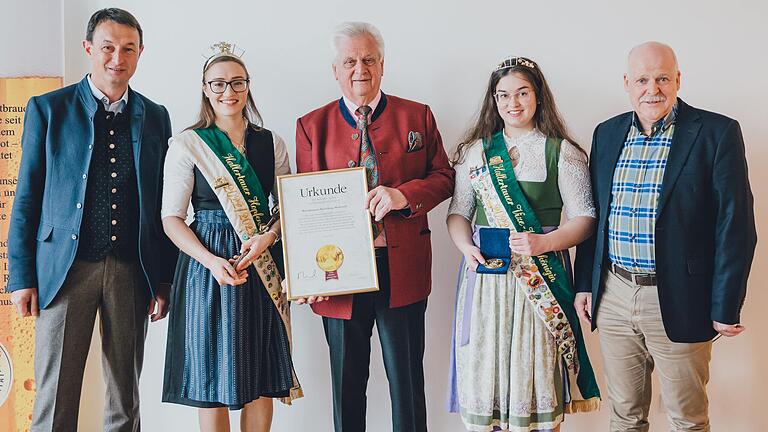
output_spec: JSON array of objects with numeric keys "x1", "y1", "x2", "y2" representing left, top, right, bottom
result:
[
  {"x1": 452, "y1": 58, "x2": 584, "y2": 164},
  {"x1": 186, "y1": 55, "x2": 263, "y2": 131}
]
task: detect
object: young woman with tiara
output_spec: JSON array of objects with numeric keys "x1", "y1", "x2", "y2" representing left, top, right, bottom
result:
[
  {"x1": 161, "y1": 43, "x2": 302, "y2": 431},
  {"x1": 446, "y1": 56, "x2": 601, "y2": 431}
]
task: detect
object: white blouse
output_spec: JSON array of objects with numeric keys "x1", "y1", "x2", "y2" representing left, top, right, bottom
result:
[
  {"x1": 161, "y1": 131, "x2": 291, "y2": 220},
  {"x1": 448, "y1": 128, "x2": 596, "y2": 222}
]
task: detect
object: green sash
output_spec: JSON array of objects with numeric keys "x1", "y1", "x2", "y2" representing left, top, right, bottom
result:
[
  {"x1": 484, "y1": 131, "x2": 600, "y2": 402},
  {"x1": 194, "y1": 127, "x2": 271, "y2": 237}
]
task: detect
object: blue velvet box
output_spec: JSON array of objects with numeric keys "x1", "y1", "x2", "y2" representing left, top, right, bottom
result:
[{"x1": 475, "y1": 227, "x2": 511, "y2": 274}]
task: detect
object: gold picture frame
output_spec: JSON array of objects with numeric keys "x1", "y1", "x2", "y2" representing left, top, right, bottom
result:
[{"x1": 277, "y1": 167, "x2": 379, "y2": 300}]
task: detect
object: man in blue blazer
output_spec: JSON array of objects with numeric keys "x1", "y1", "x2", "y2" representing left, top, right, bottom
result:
[
  {"x1": 574, "y1": 42, "x2": 756, "y2": 431},
  {"x1": 7, "y1": 8, "x2": 177, "y2": 431}
]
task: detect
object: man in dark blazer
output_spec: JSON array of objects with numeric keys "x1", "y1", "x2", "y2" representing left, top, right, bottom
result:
[
  {"x1": 7, "y1": 8, "x2": 177, "y2": 431},
  {"x1": 574, "y1": 42, "x2": 756, "y2": 431},
  {"x1": 296, "y1": 22, "x2": 454, "y2": 432}
]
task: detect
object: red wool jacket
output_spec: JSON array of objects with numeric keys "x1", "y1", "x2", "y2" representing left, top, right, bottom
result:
[{"x1": 295, "y1": 93, "x2": 455, "y2": 319}]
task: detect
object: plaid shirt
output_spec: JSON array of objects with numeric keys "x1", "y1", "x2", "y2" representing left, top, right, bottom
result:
[{"x1": 607, "y1": 105, "x2": 678, "y2": 273}]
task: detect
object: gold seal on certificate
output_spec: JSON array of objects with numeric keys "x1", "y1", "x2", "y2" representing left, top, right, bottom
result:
[
  {"x1": 316, "y1": 244, "x2": 344, "y2": 280},
  {"x1": 277, "y1": 167, "x2": 379, "y2": 300}
]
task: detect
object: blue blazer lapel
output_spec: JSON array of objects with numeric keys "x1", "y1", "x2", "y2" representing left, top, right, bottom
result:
[
  {"x1": 76, "y1": 76, "x2": 99, "y2": 118},
  {"x1": 657, "y1": 99, "x2": 701, "y2": 217},
  {"x1": 76, "y1": 76, "x2": 99, "y2": 139},
  {"x1": 74, "y1": 77, "x2": 99, "y2": 169}
]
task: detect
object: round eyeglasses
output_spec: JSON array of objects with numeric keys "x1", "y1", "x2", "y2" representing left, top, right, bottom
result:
[{"x1": 493, "y1": 90, "x2": 533, "y2": 105}]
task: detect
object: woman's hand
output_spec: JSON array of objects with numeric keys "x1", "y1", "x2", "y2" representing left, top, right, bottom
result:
[
  {"x1": 235, "y1": 232, "x2": 277, "y2": 271},
  {"x1": 509, "y1": 232, "x2": 552, "y2": 257},
  {"x1": 205, "y1": 255, "x2": 248, "y2": 286},
  {"x1": 460, "y1": 245, "x2": 486, "y2": 271}
]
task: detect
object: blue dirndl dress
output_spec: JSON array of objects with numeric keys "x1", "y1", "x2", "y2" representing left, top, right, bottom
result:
[{"x1": 162, "y1": 130, "x2": 295, "y2": 410}]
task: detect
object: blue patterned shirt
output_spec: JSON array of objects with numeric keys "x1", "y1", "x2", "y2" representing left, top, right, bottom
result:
[{"x1": 607, "y1": 105, "x2": 678, "y2": 273}]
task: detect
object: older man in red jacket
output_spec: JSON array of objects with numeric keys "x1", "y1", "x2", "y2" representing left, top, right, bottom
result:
[{"x1": 296, "y1": 21, "x2": 454, "y2": 432}]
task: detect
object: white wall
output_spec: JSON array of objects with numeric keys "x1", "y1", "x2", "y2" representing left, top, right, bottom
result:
[
  {"x1": 45, "y1": 0, "x2": 768, "y2": 430},
  {"x1": 1, "y1": 1, "x2": 63, "y2": 77}
]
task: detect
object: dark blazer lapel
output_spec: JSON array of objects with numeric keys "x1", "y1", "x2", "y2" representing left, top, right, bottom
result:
[
  {"x1": 598, "y1": 113, "x2": 632, "y2": 219},
  {"x1": 129, "y1": 89, "x2": 145, "y2": 178},
  {"x1": 656, "y1": 99, "x2": 701, "y2": 216}
]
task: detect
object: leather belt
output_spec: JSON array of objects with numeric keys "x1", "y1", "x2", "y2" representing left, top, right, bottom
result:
[{"x1": 610, "y1": 263, "x2": 657, "y2": 286}]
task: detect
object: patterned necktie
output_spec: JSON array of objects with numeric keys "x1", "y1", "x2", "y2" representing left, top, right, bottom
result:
[{"x1": 356, "y1": 105, "x2": 383, "y2": 238}]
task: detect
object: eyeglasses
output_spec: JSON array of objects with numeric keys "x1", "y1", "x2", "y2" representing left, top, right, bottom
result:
[
  {"x1": 206, "y1": 79, "x2": 250, "y2": 94},
  {"x1": 493, "y1": 89, "x2": 534, "y2": 105}
]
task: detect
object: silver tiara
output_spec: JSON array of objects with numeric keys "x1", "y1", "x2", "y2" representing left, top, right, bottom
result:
[
  {"x1": 495, "y1": 56, "x2": 536, "y2": 71},
  {"x1": 203, "y1": 41, "x2": 245, "y2": 70}
]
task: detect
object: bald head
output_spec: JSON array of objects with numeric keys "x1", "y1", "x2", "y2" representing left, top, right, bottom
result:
[
  {"x1": 624, "y1": 41, "x2": 681, "y2": 133},
  {"x1": 628, "y1": 42, "x2": 678, "y2": 71}
]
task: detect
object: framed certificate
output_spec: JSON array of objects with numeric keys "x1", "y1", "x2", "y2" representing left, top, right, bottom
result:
[{"x1": 277, "y1": 167, "x2": 379, "y2": 300}]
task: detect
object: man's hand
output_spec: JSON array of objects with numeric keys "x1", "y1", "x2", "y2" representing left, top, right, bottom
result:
[
  {"x1": 713, "y1": 321, "x2": 745, "y2": 337},
  {"x1": 10, "y1": 288, "x2": 39, "y2": 318},
  {"x1": 148, "y1": 283, "x2": 171, "y2": 322},
  {"x1": 574, "y1": 292, "x2": 592, "y2": 325},
  {"x1": 294, "y1": 296, "x2": 330, "y2": 305},
  {"x1": 366, "y1": 186, "x2": 409, "y2": 221}
]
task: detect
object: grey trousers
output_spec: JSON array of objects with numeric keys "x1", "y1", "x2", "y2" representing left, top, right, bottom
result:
[{"x1": 31, "y1": 254, "x2": 149, "y2": 432}]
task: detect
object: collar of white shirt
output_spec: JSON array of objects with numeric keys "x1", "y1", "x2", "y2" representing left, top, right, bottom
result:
[
  {"x1": 87, "y1": 74, "x2": 129, "y2": 114},
  {"x1": 342, "y1": 90, "x2": 382, "y2": 121}
]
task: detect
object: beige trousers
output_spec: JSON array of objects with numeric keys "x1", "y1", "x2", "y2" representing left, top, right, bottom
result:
[{"x1": 596, "y1": 269, "x2": 712, "y2": 432}]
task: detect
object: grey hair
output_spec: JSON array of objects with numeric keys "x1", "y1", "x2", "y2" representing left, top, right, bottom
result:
[{"x1": 331, "y1": 21, "x2": 385, "y2": 60}]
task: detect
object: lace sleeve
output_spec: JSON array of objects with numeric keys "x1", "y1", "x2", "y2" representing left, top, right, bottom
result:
[
  {"x1": 558, "y1": 140, "x2": 596, "y2": 219},
  {"x1": 447, "y1": 156, "x2": 476, "y2": 221}
]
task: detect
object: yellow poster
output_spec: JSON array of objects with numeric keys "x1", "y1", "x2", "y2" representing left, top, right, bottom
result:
[{"x1": 0, "y1": 77, "x2": 62, "y2": 432}]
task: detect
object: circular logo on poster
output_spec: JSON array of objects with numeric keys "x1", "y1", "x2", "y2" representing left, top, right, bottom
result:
[{"x1": 0, "y1": 342, "x2": 12, "y2": 407}]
